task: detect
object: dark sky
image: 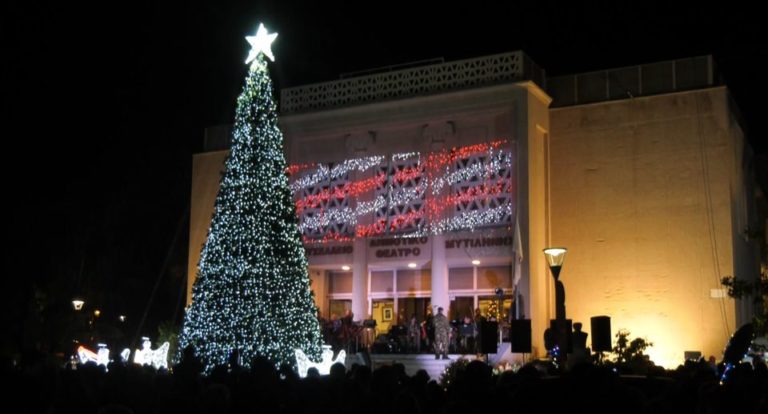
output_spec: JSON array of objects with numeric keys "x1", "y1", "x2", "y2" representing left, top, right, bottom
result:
[{"x1": 3, "y1": 1, "x2": 765, "y2": 347}]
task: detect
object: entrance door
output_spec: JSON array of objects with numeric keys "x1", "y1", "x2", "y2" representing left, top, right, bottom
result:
[{"x1": 397, "y1": 297, "x2": 431, "y2": 323}]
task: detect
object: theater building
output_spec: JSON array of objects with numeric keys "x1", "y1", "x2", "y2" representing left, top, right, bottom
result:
[{"x1": 188, "y1": 52, "x2": 760, "y2": 367}]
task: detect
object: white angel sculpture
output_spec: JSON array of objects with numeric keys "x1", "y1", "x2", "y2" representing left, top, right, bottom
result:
[
  {"x1": 77, "y1": 344, "x2": 110, "y2": 368},
  {"x1": 133, "y1": 338, "x2": 170, "y2": 370},
  {"x1": 295, "y1": 345, "x2": 346, "y2": 377}
]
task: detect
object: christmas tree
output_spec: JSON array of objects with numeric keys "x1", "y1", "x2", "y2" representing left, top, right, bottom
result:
[
  {"x1": 485, "y1": 300, "x2": 499, "y2": 320},
  {"x1": 178, "y1": 24, "x2": 322, "y2": 372}
]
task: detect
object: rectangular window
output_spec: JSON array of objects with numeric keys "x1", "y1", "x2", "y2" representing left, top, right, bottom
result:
[
  {"x1": 477, "y1": 266, "x2": 512, "y2": 289},
  {"x1": 371, "y1": 270, "x2": 394, "y2": 293},
  {"x1": 329, "y1": 271, "x2": 352, "y2": 294},
  {"x1": 449, "y1": 267, "x2": 474, "y2": 290},
  {"x1": 397, "y1": 269, "x2": 431, "y2": 292}
]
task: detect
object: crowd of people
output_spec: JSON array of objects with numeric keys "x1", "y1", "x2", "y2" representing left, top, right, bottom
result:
[
  {"x1": 319, "y1": 307, "x2": 501, "y2": 358},
  {"x1": 4, "y1": 344, "x2": 767, "y2": 414}
]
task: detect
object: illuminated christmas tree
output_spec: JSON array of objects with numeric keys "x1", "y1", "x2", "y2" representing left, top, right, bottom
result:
[
  {"x1": 179, "y1": 24, "x2": 322, "y2": 372},
  {"x1": 485, "y1": 301, "x2": 499, "y2": 320}
]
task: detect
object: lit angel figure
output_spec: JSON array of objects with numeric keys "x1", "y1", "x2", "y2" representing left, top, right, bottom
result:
[
  {"x1": 133, "y1": 337, "x2": 170, "y2": 370},
  {"x1": 77, "y1": 343, "x2": 110, "y2": 367},
  {"x1": 295, "y1": 345, "x2": 346, "y2": 377}
]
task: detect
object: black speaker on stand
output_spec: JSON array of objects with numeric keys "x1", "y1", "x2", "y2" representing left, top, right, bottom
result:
[
  {"x1": 590, "y1": 315, "x2": 612, "y2": 361},
  {"x1": 479, "y1": 321, "x2": 499, "y2": 354},
  {"x1": 509, "y1": 319, "x2": 532, "y2": 353}
]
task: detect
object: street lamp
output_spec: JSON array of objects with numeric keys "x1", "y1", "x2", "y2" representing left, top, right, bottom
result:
[
  {"x1": 543, "y1": 247, "x2": 567, "y2": 280},
  {"x1": 543, "y1": 247, "x2": 568, "y2": 366},
  {"x1": 72, "y1": 299, "x2": 84, "y2": 311},
  {"x1": 543, "y1": 247, "x2": 567, "y2": 320}
]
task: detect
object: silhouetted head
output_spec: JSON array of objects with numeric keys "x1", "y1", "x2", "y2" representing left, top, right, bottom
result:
[
  {"x1": 329, "y1": 361, "x2": 346, "y2": 379},
  {"x1": 574, "y1": 323, "x2": 582, "y2": 332},
  {"x1": 438, "y1": 307, "x2": 444, "y2": 314}
]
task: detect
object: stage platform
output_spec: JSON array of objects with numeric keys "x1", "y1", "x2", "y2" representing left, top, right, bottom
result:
[{"x1": 368, "y1": 353, "x2": 479, "y2": 381}]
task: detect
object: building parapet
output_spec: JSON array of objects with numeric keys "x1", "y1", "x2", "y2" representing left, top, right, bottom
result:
[
  {"x1": 280, "y1": 51, "x2": 544, "y2": 115},
  {"x1": 547, "y1": 55, "x2": 715, "y2": 107}
]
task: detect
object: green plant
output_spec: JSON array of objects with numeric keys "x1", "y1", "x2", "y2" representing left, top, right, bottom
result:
[
  {"x1": 612, "y1": 329, "x2": 653, "y2": 368},
  {"x1": 439, "y1": 357, "x2": 470, "y2": 388}
]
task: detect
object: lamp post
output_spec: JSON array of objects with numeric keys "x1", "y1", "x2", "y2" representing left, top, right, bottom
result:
[
  {"x1": 543, "y1": 247, "x2": 568, "y2": 365},
  {"x1": 543, "y1": 248, "x2": 567, "y2": 320}
]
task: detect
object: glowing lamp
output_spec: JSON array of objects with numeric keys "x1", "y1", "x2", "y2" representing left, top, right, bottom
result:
[
  {"x1": 471, "y1": 259, "x2": 481, "y2": 266},
  {"x1": 543, "y1": 247, "x2": 567, "y2": 280},
  {"x1": 407, "y1": 263, "x2": 417, "y2": 268},
  {"x1": 72, "y1": 299, "x2": 84, "y2": 311},
  {"x1": 341, "y1": 265, "x2": 351, "y2": 271}
]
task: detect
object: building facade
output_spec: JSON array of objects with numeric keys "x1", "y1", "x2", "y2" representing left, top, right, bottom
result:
[{"x1": 188, "y1": 52, "x2": 760, "y2": 367}]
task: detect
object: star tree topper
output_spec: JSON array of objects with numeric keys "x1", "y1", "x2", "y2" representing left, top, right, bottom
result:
[{"x1": 245, "y1": 23, "x2": 278, "y2": 67}]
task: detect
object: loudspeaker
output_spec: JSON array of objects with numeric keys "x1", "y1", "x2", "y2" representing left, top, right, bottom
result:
[
  {"x1": 591, "y1": 316, "x2": 611, "y2": 352},
  {"x1": 479, "y1": 321, "x2": 499, "y2": 354},
  {"x1": 509, "y1": 319, "x2": 532, "y2": 353},
  {"x1": 550, "y1": 319, "x2": 573, "y2": 353}
]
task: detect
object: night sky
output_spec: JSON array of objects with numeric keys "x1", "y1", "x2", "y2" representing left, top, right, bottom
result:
[{"x1": 4, "y1": 1, "x2": 765, "y2": 351}]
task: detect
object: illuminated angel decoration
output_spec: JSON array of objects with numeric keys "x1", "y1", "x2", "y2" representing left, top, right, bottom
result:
[
  {"x1": 77, "y1": 344, "x2": 110, "y2": 367},
  {"x1": 133, "y1": 338, "x2": 170, "y2": 370},
  {"x1": 295, "y1": 345, "x2": 346, "y2": 377}
]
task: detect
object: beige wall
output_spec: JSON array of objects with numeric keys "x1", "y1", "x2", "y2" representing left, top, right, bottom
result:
[
  {"x1": 549, "y1": 87, "x2": 738, "y2": 367},
  {"x1": 516, "y1": 83, "x2": 553, "y2": 357}
]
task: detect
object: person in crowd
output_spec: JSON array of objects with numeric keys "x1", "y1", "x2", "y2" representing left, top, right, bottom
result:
[
  {"x1": 423, "y1": 307, "x2": 434, "y2": 352},
  {"x1": 408, "y1": 314, "x2": 421, "y2": 353},
  {"x1": 340, "y1": 309, "x2": 355, "y2": 352},
  {"x1": 568, "y1": 322, "x2": 589, "y2": 367},
  {"x1": 459, "y1": 315, "x2": 476, "y2": 353},
  {"x1": 433, "y1": 307, "x2": 451, "y2": 360}
]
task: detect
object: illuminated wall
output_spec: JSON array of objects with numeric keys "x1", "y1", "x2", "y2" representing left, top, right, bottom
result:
[{"x1": 548, "y1": 88, "x2": 742, "y2": 367}]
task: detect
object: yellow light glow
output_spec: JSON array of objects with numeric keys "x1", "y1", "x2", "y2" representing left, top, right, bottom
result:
[
  {"x1": 341, "y1": 265, "x2": 350, "y2": 271},
  {"x1": 543, "y1": 247, "x2": 567, "y2": 267},
  {"x1": 471, "y1": 259, "x2": 481, "y2": 266},
  {"x1": 407, "y1": 263, "x2": 417, "y2": 268}
]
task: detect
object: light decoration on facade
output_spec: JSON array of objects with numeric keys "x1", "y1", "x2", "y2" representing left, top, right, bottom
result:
[
  {"x1": 286, "y1": 162, "x2": 318, "y2": 176},
  {"x1": 290, "y1": 155, "x2": 385, "y2": 192},
  {"x1": 291, "y1": 140, "x2": 514, "y2": 241},
  {"x1": 295, "y1": 345, "x2": 346, "y2": 377},
  {"x1": 295, "y1": 174, "x2": 387, "y2": 212}
]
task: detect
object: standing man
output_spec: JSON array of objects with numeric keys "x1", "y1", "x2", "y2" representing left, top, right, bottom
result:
[
  {"x1": 433, "y1": 307, "x2": 451, "y2": 360},
  {"x1": 408, "y1": 314, "x2": 421, "y2": 353},
  {"x1": 568, "y1": 322, "x2": 589, "y2": 368}
]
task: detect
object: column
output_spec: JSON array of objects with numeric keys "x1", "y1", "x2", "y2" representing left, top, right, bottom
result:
[
  {"x1": 352, "y1": 238, "x2": 367, "y2": 322},
  {"x1": 431, "y1": 234, "x2": 449, "y2": 312}
]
